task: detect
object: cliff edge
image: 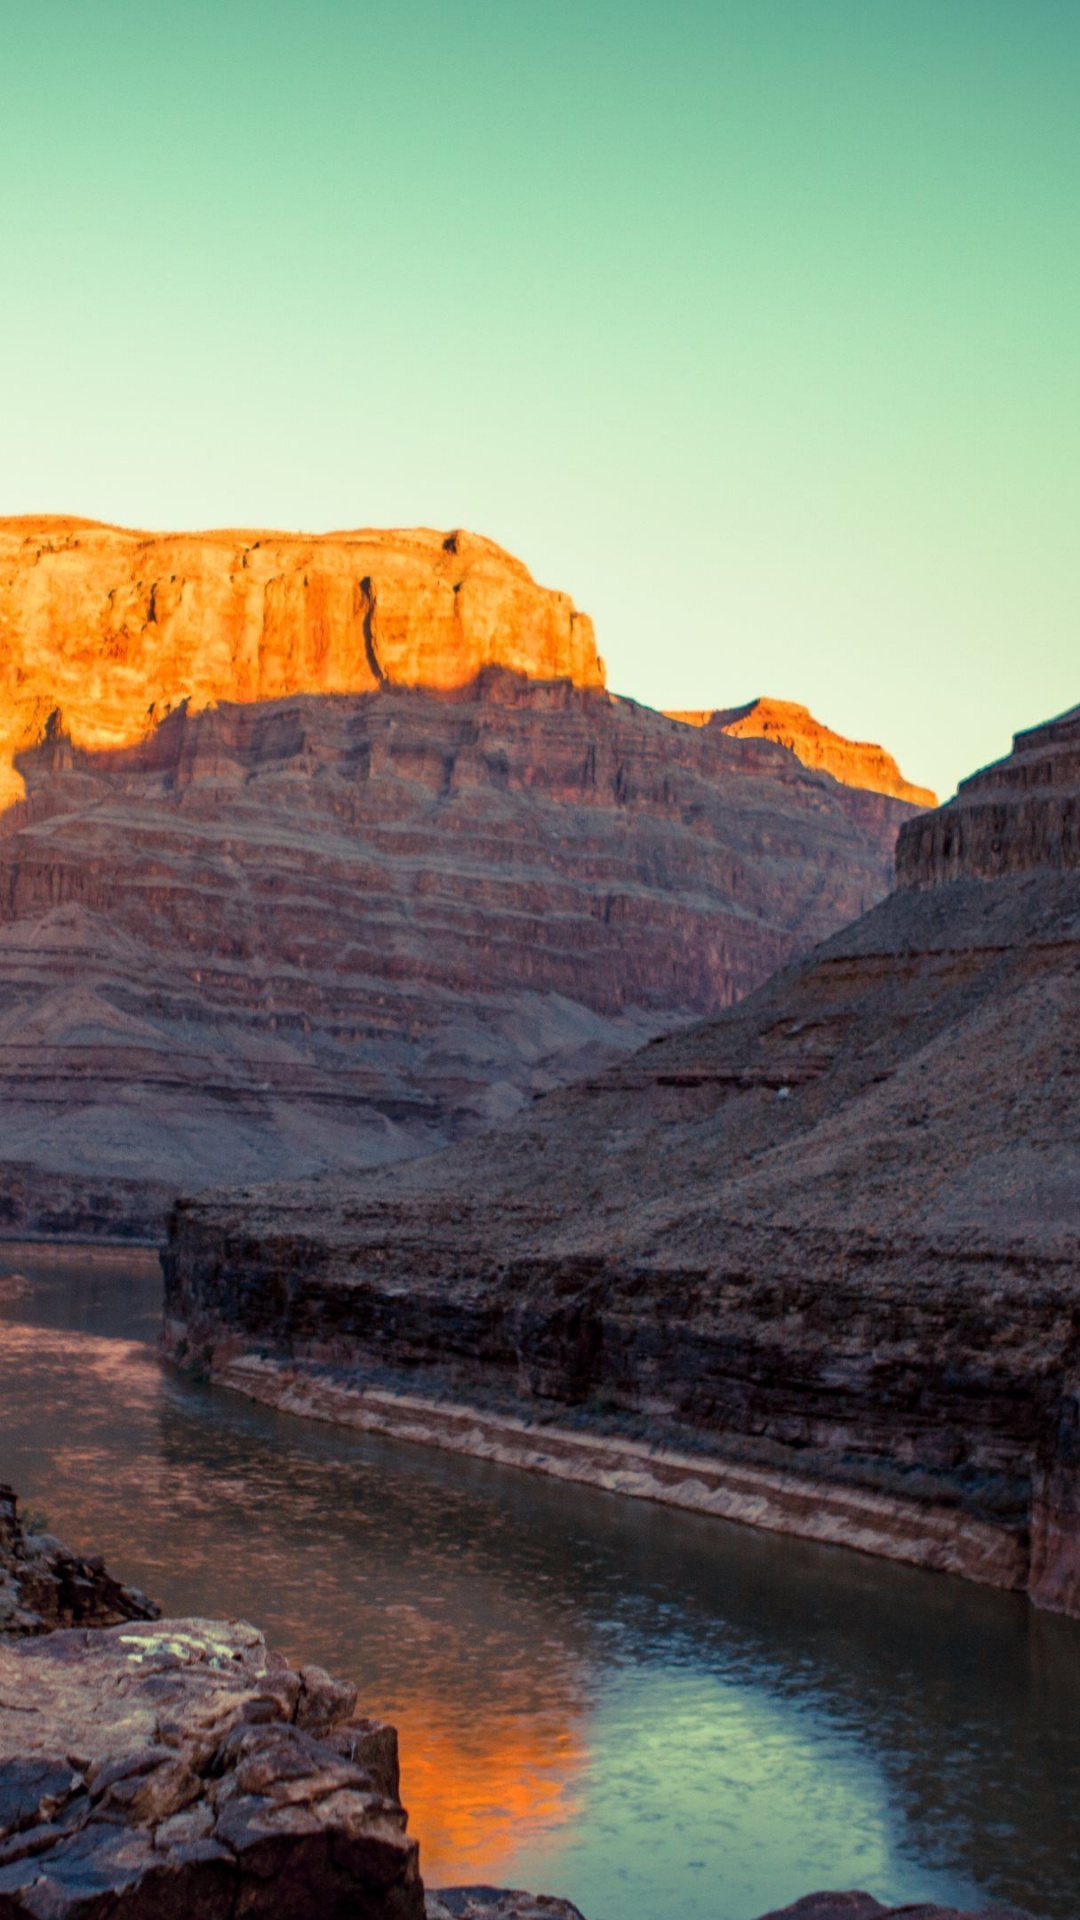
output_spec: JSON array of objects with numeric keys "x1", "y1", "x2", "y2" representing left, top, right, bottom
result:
[{"x1": 0, "y1": 518, "x2": 602, "y2": 808}]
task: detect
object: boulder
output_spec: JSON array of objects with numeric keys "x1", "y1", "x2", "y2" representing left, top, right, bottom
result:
[{"x1": 0, "y1": 1618, "x2": 422, "y2": 1918}]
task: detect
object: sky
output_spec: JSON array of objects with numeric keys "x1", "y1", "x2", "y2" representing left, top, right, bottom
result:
[{"x1": 2, "y1": 0, "x2": 1078, "y2": 799}]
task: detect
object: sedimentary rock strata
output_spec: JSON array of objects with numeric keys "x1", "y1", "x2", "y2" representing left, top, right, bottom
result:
[
  {"x1": 0, "y1": 1485, "x2": 158, "y2": 1637},
  {"x1": 0, "y1": 1617, "x2": 421, "y2": 1918},
  {"x1": 0, "y1": 518, "x2": 603, "y2": 809},
  {"x1": 163, "y1": 702, "x2": 1080, "y2": 1614},
  {"x1": 668, "y1": 696, "x2": 937, "y2": 807},
  {"x1": 0, "y1": 523, "x2": 926, "y2": 1229}
]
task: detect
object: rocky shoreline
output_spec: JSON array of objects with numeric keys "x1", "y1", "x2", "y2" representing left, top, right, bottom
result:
[{"x1": 198, "y1": 1350, "x2": 1027, "y2": 1590}]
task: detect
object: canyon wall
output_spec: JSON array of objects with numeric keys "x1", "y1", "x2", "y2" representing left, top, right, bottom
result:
[
  {"x1": 163, "y1": 704, "x2": 1080, "y2": 1615},
  {"x1": 668, "y1": 696, "x2": 937, "y2": 808},
  {"x1": 0, "y1": 522, "x2": 930, "y2": 1233},
  {"x1": 0, "y1": 517, "x2": 602, "y2": 807}
]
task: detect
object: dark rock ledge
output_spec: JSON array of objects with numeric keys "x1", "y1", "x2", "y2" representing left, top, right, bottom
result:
[{"x1": 0, "y1": 1485, "x2": 158, "y2": 1637}]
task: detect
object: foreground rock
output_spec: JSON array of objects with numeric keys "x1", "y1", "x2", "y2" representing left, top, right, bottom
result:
[
  {"x1": 0, "y1": 1617, "x2": 421, "y2": 1918},
  {"x1": 165, "y1": 702, "x2": 1080, "y2": 1614},
  {"x1": 0, "y1": 1485, "x2": 158, "y2": 1637},
  {"x1": 0, "y1": 520, "x2": 928, "y2": 1236}
]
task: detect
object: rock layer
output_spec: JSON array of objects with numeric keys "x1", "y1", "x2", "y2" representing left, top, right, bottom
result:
[
  {"x1": 0, "y1": 1486, "x2": 159, "y2": 1638},
  {"x1": 0, "y1": 666, "x2": 920, "y2": 1232},
  {"x1": 0, "y1": 518, "x2": 603, "y2": 808},
  {"x1": 0, "y1": 1618, "x2": 421, "y2": 1918},
  {"x1": 163, "y1": 704, "x2": 1080, "y2": 1614},
  {"x1": 668, "y1": 697, "x2": 937, "y2": 808}
]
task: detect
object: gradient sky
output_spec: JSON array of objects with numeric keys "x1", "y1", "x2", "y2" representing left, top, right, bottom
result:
[{"x1": 2, "y1": 0, "x2": 1078, "y2": 798}]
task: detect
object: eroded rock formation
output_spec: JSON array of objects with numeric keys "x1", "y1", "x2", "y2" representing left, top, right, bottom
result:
[
  {"x1": 0, "y1": 518, "x2": 602, "y2": 808},
  {"x1": 163, "y1": 703, "x2": 1080, "y2": 1614},
  {"x1": 668, "y1": 697, "x2": 937, "y2": 807},
  {"x1": 0, "y1": 1484, "x2": 159, "y2": 1637},
  {"x1": 0, "y1": 597, "x2": 924, "y2": 1230},
  {"x1": 0, "y1": 1617, "x2": 421, "y2": 1917}
]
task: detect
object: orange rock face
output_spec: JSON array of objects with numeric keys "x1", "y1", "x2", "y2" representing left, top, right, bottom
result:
[
  {"x1": 667, "y1": 697, "x2": 936, "y2": 808},
  {"x1": 0, "y1": 517, "x2": 604, "y2": 806}
]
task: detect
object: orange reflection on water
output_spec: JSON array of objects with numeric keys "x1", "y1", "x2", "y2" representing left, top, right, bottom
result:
[{"x1": 390, "y1": 1704, "x2": 586, "y2": 1882}]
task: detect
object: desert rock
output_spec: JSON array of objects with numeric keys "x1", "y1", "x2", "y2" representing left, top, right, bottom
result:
[
  {"x1": 0, "y1": 644, "x2": 923, "y2": 1234},
  {"x1": 667, "y1": 697, "x2": 937, "y2": 807},
  {"x1": 0, "y1": 1617, "x2": 421, "y2": 1918},
  {"x1": 163, "y1": 702, "x2": 1080, "y2": 1613},
  {"x1": 0, "y1": 518, "x2": 603, "y2": 808}
]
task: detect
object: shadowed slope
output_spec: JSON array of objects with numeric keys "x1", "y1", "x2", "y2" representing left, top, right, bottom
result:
[{"x1": 0, "y1": 671, "x2": 919, "y2": 1235}]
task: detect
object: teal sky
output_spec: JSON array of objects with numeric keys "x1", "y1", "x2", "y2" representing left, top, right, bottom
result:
[{"x1": 3, "y1": 1, "x2": 1078, "y2": 798}]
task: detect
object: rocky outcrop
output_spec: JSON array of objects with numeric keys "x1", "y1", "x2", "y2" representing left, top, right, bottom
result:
[
  {"x1": 668, "y1": 697, "x2": 937, "y2": 807},
  {"x1": 0, "y1": 656, "x2": 921, "y2": 1235},
  {"x1": 0, "y1": 518, "x2": 603, "y2": 808},
  {"x1": 0, "y1": 1485, "x2": 159, "y2": 1637},
  {"x1": 162, "y1": 702, "x2": 1080, "y2": 1614},
  {"x1": 0, "y1": 1617, "x2": 421, "y2": 1917},
  {"x1": 897, "y1": 703, "x2": 1080, "y2": 884}
]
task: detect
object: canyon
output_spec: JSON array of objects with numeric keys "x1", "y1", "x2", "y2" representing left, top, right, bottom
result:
[
  {"x1": 163, "y1": 701, "x2": 1080, "y2": 1616},
  {"x1": 0, "y1": 519, "x2": 928, "y2": 1236}
]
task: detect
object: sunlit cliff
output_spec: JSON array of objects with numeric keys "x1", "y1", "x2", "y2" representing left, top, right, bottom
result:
[{"x1": 0, "y1": 517, "x2": 603, "y2": 807}]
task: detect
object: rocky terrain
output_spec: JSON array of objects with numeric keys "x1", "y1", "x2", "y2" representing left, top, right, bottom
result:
[
  {"x1": 0, "y1": 1483, "x2": 158, "y2": 1637},
  {"x1": 0, "y1": 518, "x2": 927, "y2": 1237},
  {"x1": 667, "y1": 696, "x2": 937, "y2": 807},
  {"x1": 163, "y1": 702, "x2": 1080, "y2": 1615},
  {"x1": 0, "y1": 1616, "x2": 423, "y2": 1918}
]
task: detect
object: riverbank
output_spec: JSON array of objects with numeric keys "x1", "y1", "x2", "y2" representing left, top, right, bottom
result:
[{"x1": 197, "y1": 1348, "x2": 1028, "y2": 1592}]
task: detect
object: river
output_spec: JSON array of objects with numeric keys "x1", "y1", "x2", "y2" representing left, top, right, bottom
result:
[{"x1": 1, "y1": 1244, "x2": 1077, "y2": 1920}]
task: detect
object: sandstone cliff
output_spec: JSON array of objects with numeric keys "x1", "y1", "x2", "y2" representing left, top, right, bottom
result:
[
  {"x1": 163, "y1": 703, "x2": 1080, "y2": 1617},
  {"x1": 0, "y1": 523, "x2": 928, "y2": 1231},
  {"x1": 0, "y1": 518, "x2": 603, "y2": 808},
  {"x1": 667, "y1": 697, "x2": 937, "y2": 808}
]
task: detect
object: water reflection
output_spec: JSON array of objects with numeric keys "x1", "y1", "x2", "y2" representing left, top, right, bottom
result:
[{"x1": 1, "y1": 1249, "x2": 1077, "y2": 1920}]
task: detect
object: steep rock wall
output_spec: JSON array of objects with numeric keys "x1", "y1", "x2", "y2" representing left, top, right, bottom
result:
[
  {"x1": 0, "y1": 518, "x2": 602, "y2": 806},
  {"x1": 163, "y1": 703, "x2": 1080, "y2": 1614},
  {"x1": 0, "y1": 674, "x2": 920, "y2": 1228}
]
